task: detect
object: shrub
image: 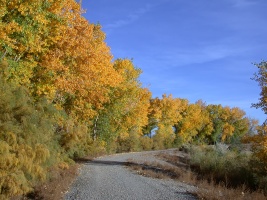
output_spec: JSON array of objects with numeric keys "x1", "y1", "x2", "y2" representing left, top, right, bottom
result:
[
  {"x1": 140, "y1": 136, "x2": 153, "y2": 151},
  {"x1": 117, "y1": 132, "x2": 141, "y2": 153},
  {"x1": 0, "y1": 74, "x2": 64, "y2": 199},
  {"x1": 248, "y1": 128, "x2": 267, "y2": 193},
  {"x1": 189, "y1": 144, "x2": 255, "y2": 189}
]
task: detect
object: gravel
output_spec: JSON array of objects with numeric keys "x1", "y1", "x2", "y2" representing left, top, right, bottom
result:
[{"x1": 65, "y1": 150, "x2": 197, "y2": 200}]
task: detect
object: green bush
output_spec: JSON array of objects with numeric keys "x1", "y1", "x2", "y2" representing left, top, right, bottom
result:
[{"x1": 189, "y1": 144, "x2": 255, "y2": 189}]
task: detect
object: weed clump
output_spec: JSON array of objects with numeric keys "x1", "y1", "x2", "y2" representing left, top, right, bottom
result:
[{"x1": 189, "y1": 144, "x2": 264, "y2": 192}]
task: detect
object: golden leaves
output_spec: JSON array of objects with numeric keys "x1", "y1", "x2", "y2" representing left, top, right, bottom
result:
[
  {"x1": 222, "y1": 123, "x2": 235, "y2": 141},
  {"x1": 34, "y1": 8, "x2": 122, "y2": 120},
  {"x1": 112, "y1": 59, "x2": 151, "y2": 135},
  {"x1": 150, "y1": 94, "x2": 187, "y2": 128},
  {"x1": 1, "y1": 0, "x2": 125, "y2": 122}
]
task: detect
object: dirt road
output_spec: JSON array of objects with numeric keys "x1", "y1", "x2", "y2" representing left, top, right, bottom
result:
[{"x1": 65, "y1": 150, "x2": 197, "y2": 200}]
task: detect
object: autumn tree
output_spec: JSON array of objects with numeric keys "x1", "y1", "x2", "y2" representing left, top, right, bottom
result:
[
  {"x1": 174, "y1": 101, "x2": 213, "y2": 144},
  {"x1": 249, "y1": 61, "x2": 267, "y2": 190},
  {"x1": 205, "y1": 104, "x2": 250, "y2": 144},
  {"x1": 31, "y1": 1, "x2": 122, "y2": 121},
  {"x1": 248, "y1": 124, "x2": 267, "y2": 191},
  {"x1": 0, "y1": 0, "x2": 68, "y2": 86},
  {"x1": 1, "y1": 0, "x2": 124, "y2": 156},
  {"x1": 149, "y1": 95, "x2": 187, "y2": 149},
  {"x1": 252, "y1": 61, "x2": 267, "y2": 114},
  {"x1": 1, "y1": 0, "x2": 122, "y2": 121},
  {"x1": 95, "y1": 59, "x2": 151, "y2": 152},
  {"x1": 0, "y1": 1, "x2": 123, "y2": 197}
]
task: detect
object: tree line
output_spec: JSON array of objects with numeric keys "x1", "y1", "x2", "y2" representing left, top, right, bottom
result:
[{"x1": 0, "y1": 0, "x2": 266, "y2": 199}]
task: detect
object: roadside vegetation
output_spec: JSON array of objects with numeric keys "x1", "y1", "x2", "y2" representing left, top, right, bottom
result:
[
  {"x1": 128, "y1": 146, "x2": 266, "y2": 200},
  {"x1": 0, "y1": 0, "x2": 267, "y2": 199},
  {"x1": 189, "y1": 144, "x2": 266, "y2": 199}
]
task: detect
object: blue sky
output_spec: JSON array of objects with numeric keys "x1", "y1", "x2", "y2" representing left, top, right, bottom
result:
[{"x1": 82, "y1": 0, "x2": 267, "y2": 123}]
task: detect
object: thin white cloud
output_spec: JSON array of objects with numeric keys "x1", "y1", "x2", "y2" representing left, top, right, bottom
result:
[
  {"x1": 106, "y1": 4, "x2": 152, "y2": 29},
  {"x1": 157, "y1": 43, "x2": 249, "y2": 67},
  {"x1": 231, "y1": 0, "x2": 257, "y2": 8},
  {"x1": 105, "y1": 0, "x2": 171, "y2": 30}
]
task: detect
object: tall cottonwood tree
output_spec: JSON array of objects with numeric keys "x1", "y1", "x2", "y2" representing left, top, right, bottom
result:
[
  {"x1": 174, "y1": 101, "x2": 213, "y2": 144},
  {"x1": 0, "y1": 1, "x2": 123, "y2": 197},
  {"x1": 96, "y1": 59, "x2": 151, "y2": 152},
  {"x1": 0, "y1": 0, "x2": 65, "y2": 85},
  {"x1": 1, "y1": 0, "x2": 122, "y2": 121},
  {"x1": 252, "y1": 61, "x2": 267, "y2": 114},
  {"x1": 150, "y1": 95, "x2": 187, "y2": 149},
  {"x1": 205, "y1": 104, "x2": 250, "y2": 143},
  {"x1": 249, "y1": 61, "x2": 267, "y2": 188},
  {"x1": 32, "y1": 1, "x2": 122, "y2": 121}
]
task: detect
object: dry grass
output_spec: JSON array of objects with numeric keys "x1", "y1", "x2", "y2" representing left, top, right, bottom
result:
[
  {"x1": 127, "y1": 149, "x2": 266, "y2": 200},
  {"x1": 195, "y1": 180, "x2": 266, "y2": 200},
  {"x1": 126, "y1": 159, "x2": 185, "y2": 180}
]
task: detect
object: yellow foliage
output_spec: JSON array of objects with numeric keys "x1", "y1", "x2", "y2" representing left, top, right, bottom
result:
[
  {"x1": 206, "y1": 104, "x2": 249, "y2": 143},
  {"x1": 222, "y1": 123, "x2": 235, "y2": 141},
  {"x1": 33, "y1": 3, "x2": 122, "y2": 121},
  {"x1": 1, "y1": 0, "x2": 122, "y2": 122},
  {"x1": 149, "y1": 95, "x2": 189, "y2": 147},
  {"x1": 109, "y1": 59, "x2": 151, "y2": 138},
  {"x1": 0, "y1": 140, "x2": 51, "y2": 198},
  {"x1": 58, "y1": 162, "x2": 70, "y2": 170},
  {"x1": 248, "y1": 125, "x2": 267, "y2": 170},
  {"x1": 34, "y1": 144, "x2": 50, "y2": 165},
  {"x1": 151, "y1": 94, "x2": 186, "y2": 127}
]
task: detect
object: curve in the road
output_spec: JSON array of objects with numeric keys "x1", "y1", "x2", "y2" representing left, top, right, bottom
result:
[{"x1": 65, "y1": 151, "x2": 197, "y2": 200}]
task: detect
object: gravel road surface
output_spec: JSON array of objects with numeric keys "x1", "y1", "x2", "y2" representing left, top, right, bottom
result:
[{"x1": 65, "y1": 150, "x2": 197, "y2": 200}]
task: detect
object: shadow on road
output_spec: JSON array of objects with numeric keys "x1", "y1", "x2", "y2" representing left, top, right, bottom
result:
[
  {"x1": 86, "y1": 160, "x2": 132, "y2": 166},
  {"x1": 77, "y1": 158, "x2": 182, "y2": 180},
  {"x1": 74, "y1": 157, "x2": 135, "y2": 167}
]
